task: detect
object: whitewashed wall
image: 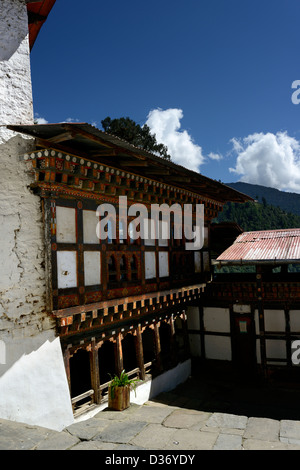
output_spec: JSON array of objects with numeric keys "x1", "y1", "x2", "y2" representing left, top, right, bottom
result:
[
  {"x1": 189, "y1": 302, "x2": 300, "y2": 369},
  {"x1": 255, "y1": 308, "x2": 288, "y2": 365},
  {"x1": 0, "y1": 0, "x2": 73, "y2": 431},
  {"x1": 203, "y1": 307, "x2": 231, "y2": 360}
]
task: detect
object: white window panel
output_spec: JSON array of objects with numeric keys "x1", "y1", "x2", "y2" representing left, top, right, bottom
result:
[
  {"x1": 203, "y1": 307, "x2": 231, "y2": 333},
  {"x1": 145, "y1": 252, "x2": 156, "y2": 279},
  {"x1": 56, "y1": 207, "x2": 76, "y2": 243},
  {"x1": 57, "y1": 251, "x2": 77, "y2": 289},
  {"x1": 158, "y1": 220, "x2": 169, "y2": 246},
  {"x1": 144, "y1": 219, "x2": 156, "y2": 246},
  {"x1": 84, "y1": 251, "x2": 101, "y2": 286},
  {"x1": 290, "y1": 310, "x2": 300, "y2": 332},
  {"x1": 83, "y1": 210, "x2": 100, "y2": 244},
  {"x1": 159, "y1": 252, "x2": 169, "y2": 277}
]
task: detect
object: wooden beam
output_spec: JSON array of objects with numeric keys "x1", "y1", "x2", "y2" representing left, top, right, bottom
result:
[
  {"x1": 165, "y1": 176, "x2": 191, "y2": 183},
  {"x1": 47, "y1": 131, "x2": 75, "y2": 144},
  {"x1": 62, "y1": 124, "x2": 115, "y2": 149},
  {"x1": 35, "y1": 138, "x2": 90, "y2": 159},
  {"x1": 27, "y1": 12, "x2": 47, "y2": 24},
  {"x1": 119, "y1": 160, "x2": 149, "y2": 167},
  {"x1": 90, "y1": 149, "x2": 118, "y2": 157},
  {"x1": 147, "y1": 169, "x2": 171, "y2": 175}
]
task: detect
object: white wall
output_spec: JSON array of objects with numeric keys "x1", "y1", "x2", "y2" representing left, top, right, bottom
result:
[
  {"x1": 0, "y1": 337, "x2": 74, "y2": 431},
  {"x1": 0, "y1": 0, "x2": 33, "y2": 126},
  {"x1": 203, "y1": 307, "x2": 231, "y2": 333},
  {"x1": 0, "y1": 0, "x2": 73, "y2": 431}
]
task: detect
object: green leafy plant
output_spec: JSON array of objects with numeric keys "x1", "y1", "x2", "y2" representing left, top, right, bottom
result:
[{"x1": 109, "y1": 370, "x2": 140, "y2": 399}]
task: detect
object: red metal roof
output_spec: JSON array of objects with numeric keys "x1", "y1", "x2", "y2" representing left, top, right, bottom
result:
[
  {"x1": 26, "y1": 0, "x2": 56, "y2": 50},
  {"x1": 216, "y1": 228, "x2": 300, "y2": 263}
]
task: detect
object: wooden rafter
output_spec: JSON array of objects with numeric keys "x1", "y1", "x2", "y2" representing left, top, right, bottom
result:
[
  {"x1": 35, "y1": 138, "x2": 90, "y2": 159},
  {"x1": 47, "y1": 131, "x2": 75, "y2": 143},
  {"x1": 119, "y1": 160, "x2": 149, "y2": 167}
]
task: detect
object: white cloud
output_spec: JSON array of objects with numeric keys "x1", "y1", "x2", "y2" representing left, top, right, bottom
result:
[
  {"x1": 145, "y1": 108, "x2": 205, "y2": 172},
  {"x1": 208, "y1": 152, "x2": 223, "y2": 161},
  {"x1": 61, "y1": 117, "x2": 81, "y2": 123},
  {"x1": 229, "y1": 131, "x2": 300, "y2": 193},
  {"x1": 34, "y1": 114, "x2": 48, "y2": 124}
]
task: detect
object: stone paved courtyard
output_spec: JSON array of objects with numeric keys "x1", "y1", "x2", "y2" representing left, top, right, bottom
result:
[{"x1": 2, "y1": 366, "x2": 300, "y2": 450}]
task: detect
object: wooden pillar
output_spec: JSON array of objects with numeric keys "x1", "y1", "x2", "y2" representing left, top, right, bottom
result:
[
  {"x1": 89, "y1": 339, "x2": 101, "y2": 404},
  {"x1": 199, "y1": 304, "x2": 205, "y2": 360},
  {"x1": 169, "y1": 315, "x2": 177, "y2": 366},
  {"x1": 285, "y1": 307, "x2": 292, "y2": 367},
  {"x1": 154, "y1": 323, "x2": 163, "y2": 372},
  {"x1": 135, "y1": 325, "x2": 146, "y2": 380},
  {"x1": 115, "y1": 332, "x2": 124, "y2": 376},
  {"x1": 63, "y1": 347, "x2": 71, "y2": 392},
  {"x1": 181, "y1": 311, "x2": 190, "y2": 358},
  {"x1": 256, "y1": 268, "x2": 267, "y2": 378}
]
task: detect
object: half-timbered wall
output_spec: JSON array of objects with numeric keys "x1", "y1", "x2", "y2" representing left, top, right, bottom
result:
[
  {"x1": 18, "y1": 147, "x2": 219, "y2": 413},
  {"x1": 188, "y1": 275, "x2": 300, "y2": 379}
]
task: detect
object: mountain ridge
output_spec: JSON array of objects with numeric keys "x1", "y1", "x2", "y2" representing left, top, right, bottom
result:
[{"x1": 226, "y1": 182, "x2": 300, "y2": 217}]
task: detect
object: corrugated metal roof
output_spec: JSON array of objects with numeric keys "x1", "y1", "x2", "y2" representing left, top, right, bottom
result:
[{"x1": 216, "y1": 228, "x2": 300, "y2": 264}]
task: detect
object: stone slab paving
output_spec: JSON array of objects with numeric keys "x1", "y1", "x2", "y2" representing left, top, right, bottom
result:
[
  {"x1": 3, "y1": 405, "x2": 300, "y2": 450},
  {"x1": 3, "y1": 385, "x2": 300, "y2": 450},
  {"x1": 243, "y1": 417, "x2": 280, "y2": 442}
]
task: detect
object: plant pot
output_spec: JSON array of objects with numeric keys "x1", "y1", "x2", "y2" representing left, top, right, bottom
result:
[{"x1": 108, "y1": 385, "x2": 130, "y2": 411}]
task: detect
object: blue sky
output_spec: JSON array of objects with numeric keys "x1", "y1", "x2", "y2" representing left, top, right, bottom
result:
[{"x1": 30, "y1": 0, "x2": 300, "y2": 192}]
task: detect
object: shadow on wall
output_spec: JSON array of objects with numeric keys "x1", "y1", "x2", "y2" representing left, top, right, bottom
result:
[{"x1": 0, "y1": 0, "x2": 29, "y2": 61}]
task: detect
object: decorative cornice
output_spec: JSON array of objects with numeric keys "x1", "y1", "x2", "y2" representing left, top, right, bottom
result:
[{"x1": 21, "y1": 149, "x2": 223, "y2": 212}]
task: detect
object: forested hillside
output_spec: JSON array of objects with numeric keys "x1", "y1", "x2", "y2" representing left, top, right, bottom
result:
[
  {"x1": 226, "y1": 182, "x2": 300, "y2": 217},
  {"x1": 215, "y1": 200, "x2": 300, "y2": 231}
]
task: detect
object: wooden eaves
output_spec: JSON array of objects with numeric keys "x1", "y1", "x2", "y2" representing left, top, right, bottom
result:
[
  {"x1": 26, "y1": 0, "x2": 56, "y2": 50},
  {"x1": 8, "y1": 122, "x2": 253, "y2": 204}
]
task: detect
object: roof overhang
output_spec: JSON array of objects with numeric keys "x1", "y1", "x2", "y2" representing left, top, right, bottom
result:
[
  {"x1": 7, "y1": 122, "x2": 253, "y2": 204},
  {"x1": 26, "y1": 0, "x2": 56, "y2": 50},
  {"x1": 212, "y1": 258, "x2": 300, "y2": 266}
]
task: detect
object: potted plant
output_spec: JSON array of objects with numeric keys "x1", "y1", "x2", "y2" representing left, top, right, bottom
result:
[{"x1": 108, "y1": 370, "x2": 139, "y2": 411}]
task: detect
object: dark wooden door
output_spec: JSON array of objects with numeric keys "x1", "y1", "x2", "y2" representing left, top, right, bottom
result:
[{"x1": 232, "y1": 313, "x2": 257, "y2": 376}]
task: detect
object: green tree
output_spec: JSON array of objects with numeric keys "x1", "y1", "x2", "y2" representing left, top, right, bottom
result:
[{"x1": 101, "y1": 116, "x2": 171, "y2": 160}]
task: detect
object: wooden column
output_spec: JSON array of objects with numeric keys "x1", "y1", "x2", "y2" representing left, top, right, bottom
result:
[
  {"x1": 89, "y1": 339, "x2": 101, "y2": 404},
  {"x1": 181, "y1": 311, "x2": 190, "y2": 359},
  {"x1": 154, "y1": 323, "x2": 163, "y2": 372},
  {"x1": 199, "y1": 304, "x2": 205, "y2": 360},
  {"x1": 285, "y1": 307, "x2": 292, "y2": 367},
  {"x1": 63, "y1": 347, "x2": 71, "y2": 393},
  {"x1": 256, "y1": 269, "x2": 267, "y2": 378},
  {"x1": 169, "y1": 315, "x2": 177, "y2": 366},
  {"x1": 135, "y1": 325, "x2": 146, "y2": 380},
  {"x1": 115, "y1": 332, "x2": 124, "y2": 376}
]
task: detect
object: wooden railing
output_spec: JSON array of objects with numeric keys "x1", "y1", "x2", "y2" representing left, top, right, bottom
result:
[{"x1": 71, "y1": 366, "x2": 143, "y2": 410}]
